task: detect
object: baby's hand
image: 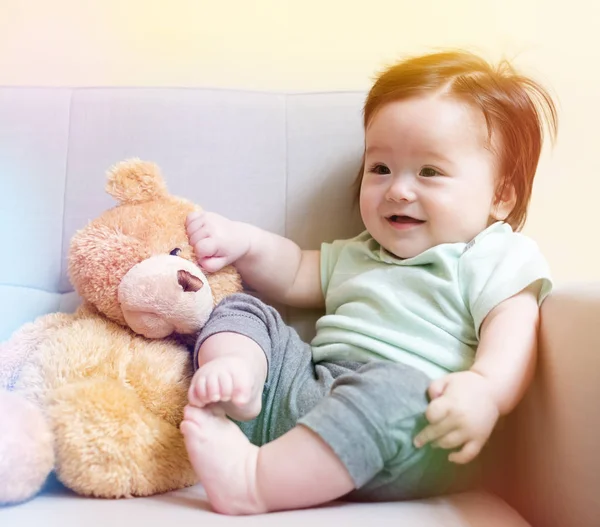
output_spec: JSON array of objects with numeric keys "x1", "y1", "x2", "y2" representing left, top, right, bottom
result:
[
  {"x1": 186, "y1": 211, "x2": 251, "y2": 273},
  {"x1": 413, "y1": 371, "x2": 500, "y2": 464}
]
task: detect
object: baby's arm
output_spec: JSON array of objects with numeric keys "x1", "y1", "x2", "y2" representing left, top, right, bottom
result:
[
  {"x1": 413, "y1": 283, "x2": 540, "y2": 464},
  {"x1": 468, "y1": 283, "x2": 540, "y2": 414},
  {"x1": 187, "y1": 211, "x2": 323, "y2": 308},
  {"x1": 236, "y1": 226, "x2": 323, "y2": 309}
]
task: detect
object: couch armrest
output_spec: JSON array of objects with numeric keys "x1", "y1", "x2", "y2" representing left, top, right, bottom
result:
[{"x1": 486, "y1": 284, "x2": 600, "y2": 527}]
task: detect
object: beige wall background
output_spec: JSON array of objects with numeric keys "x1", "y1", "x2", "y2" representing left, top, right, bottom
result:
[{"x1": 0, "y1": 0, "x2": 597, "y2": 284}]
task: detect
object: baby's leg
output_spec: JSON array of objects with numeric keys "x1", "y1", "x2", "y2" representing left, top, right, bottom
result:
[
  {"x1": 183, "y1": 359, "x2": 449, "y2": 514},
  {"x1": 181, "y1": 405, "x2": 354, "y2": 514},
  {"x1": 188, "y1": 331, "x2": 267, "y2": 421},
  {"x1": 182, "y1": 293, "x2": 356, "y2": 513}
]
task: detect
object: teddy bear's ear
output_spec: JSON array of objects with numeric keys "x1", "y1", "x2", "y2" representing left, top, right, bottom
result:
[{"x1": 105, "y1": 158, "x2": 169, "y2": 204}]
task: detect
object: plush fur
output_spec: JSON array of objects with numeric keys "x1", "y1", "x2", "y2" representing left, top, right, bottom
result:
[
  {"x1": 0, "y1": 392, "x2": 54, "y2": 504},
  {"x1": 0, "y1": 159, "x2": 242, "y2": 504}
]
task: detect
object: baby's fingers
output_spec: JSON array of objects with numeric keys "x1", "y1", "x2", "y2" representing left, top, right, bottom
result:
[
  {"x1": 188, "y1": 225, "x2": 212, "y2": 248},
  {"x1": 414, "y1": 419, "x2": 455, "y2": 448},
  {"x1": 433, "y1": 430, "x2": 466, "y2": 450},
  {"x1": 193, "y1": 238, "x2": 217, "y2": 259},
  {"x1": 425, "y1": 396, "x2": 451, "y2": 425},
  {"x1": 448, "y1": 440, "x2": 482, "y2": 464},
  {"x1": 186, "y1": 211, "x2": 205, "y2": 228},
  {"x1": 199, "y1": 255, "x2": 229, "y2": 273},
  {"x1": 186, "y1": 215, "x2": 208, "y2": 241}
]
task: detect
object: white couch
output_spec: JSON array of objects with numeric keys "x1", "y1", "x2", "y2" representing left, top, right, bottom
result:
[{"x1": 1, "y1": 87, "x2": 597, "y2": 526}]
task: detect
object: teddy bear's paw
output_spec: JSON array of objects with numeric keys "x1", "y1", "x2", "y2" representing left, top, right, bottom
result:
[
  {"x1": 0, "y1": 392, "x2": 54, "y2": 505},
  {"x1": 48, "y1": 379, "x2": 196, "y2": 498}
]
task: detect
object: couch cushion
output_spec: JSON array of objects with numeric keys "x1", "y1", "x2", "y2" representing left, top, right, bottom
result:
[
  {"x1": 283, "y1": 92, "x2": 367, "y2": 340},
  {"x1": 0, "y1": 88, "x2": 71, "y2": 294},
  {"x1": 0, "y1": 88, "x2": 374, "y2": 340},
  {"x1": 0, "y1": 482, "x2": 529, "y2": 527},
  {"x1": 59, "y1": 88, "x2": 288, "y2": 292},
  {"x1": 285, "y1": 92, "x2": 366, "y2": 249},
  {"x1": 0, "y1": 286, "x2": 80, "y2": 342}
]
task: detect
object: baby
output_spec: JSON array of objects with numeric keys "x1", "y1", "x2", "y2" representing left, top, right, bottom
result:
[{"x1": 181, "y1": 50, "x2": 557, "y2": 515}]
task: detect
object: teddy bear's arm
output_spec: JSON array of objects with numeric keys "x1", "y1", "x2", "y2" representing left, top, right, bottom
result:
[{"x1": 0, "y1": 312, "x2": 77, "y2": 390}]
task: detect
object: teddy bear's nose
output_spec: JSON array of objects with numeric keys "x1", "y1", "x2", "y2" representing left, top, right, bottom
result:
[{"x1": 177, "y1": 269, "x2": 204, "y2": 293}]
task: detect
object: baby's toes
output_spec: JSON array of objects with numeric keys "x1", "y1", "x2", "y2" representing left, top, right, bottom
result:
[
  {"x1": 231, "y1": 377, "x2": 252, "y2": 405},
  {"x1": 182, "y1": 404, "x2": 206, "y2": 429},
  {"x1": 189, "y1": 374, "x2": 208, "y2": 406},
  {"x1": 218, "y1": 371, "x2": 234, "y2": 402},
  {"x1": 206, "y1": 373, "x2": 223, "y2": 403}
]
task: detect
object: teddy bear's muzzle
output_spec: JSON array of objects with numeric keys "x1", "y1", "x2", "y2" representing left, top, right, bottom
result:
[{"x1": 117, "y1": 255, "x2": 214, "y2": 339}]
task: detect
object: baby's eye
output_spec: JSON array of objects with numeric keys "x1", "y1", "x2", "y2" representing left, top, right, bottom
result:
[
  {"x1": 419, "y1": 167, "x2": 442, "y2": 178},
  {"x1": 369, "y1": 164, "x2": 391, "y2": 175}
]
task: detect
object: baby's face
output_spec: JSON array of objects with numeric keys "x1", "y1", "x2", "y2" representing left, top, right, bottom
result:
[{"x1": 359, "y1": 95, "x2": 507, "y2": 259}]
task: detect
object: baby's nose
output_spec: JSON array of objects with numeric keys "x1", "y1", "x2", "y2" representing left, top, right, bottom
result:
[{"x1": 385, "y1": 177, "x2": 417, "y2": 202}]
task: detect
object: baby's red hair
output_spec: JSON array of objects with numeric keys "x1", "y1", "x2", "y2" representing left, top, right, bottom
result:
[{"x1": 356, "y1": 51, "x2": 558, "y2": 230}]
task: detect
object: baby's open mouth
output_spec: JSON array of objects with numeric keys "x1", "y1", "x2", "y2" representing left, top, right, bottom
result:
[{"x1": 388, "y1": 215, "x2": 425, "y2": 224}]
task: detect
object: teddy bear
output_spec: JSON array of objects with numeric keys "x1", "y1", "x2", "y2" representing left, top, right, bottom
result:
[{"x1": 0, "y1": 159, "x2": 242, "y2": 505}]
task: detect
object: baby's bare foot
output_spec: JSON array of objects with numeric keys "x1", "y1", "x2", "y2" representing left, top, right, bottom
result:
[
  {"x1": 188, "y1": 356, "x2": 263, "y2": 421},
  {"x1": 181, "y1": 405, "x2": 266, "y2": 515}
]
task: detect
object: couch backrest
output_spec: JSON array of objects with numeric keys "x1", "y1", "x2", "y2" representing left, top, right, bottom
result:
[{"x1": 0, "y1": 88, "x2": 366, "y2": 341}]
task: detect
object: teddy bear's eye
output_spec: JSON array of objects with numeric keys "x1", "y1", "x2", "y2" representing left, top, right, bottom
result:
[{"x1": 170, "y1": 248, "x2": 181, "y2": 256}]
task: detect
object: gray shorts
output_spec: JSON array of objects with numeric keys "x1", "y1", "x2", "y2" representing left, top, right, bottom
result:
[{"x1": 194, "y1": 293, "x2": 475, "y2": 501}]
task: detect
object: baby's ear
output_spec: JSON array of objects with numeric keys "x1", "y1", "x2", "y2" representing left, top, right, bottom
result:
[
  {"x1": 106, "y1": 158, "x2": 168, "y2": 205},
  {"x1": 491, "y1": 182, "x2": 517, "y2": 222}
]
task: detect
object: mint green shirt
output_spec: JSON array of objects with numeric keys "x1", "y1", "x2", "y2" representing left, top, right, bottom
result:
[{"x1": 311, "y1": 222, "x2": 552, "y2": 380}]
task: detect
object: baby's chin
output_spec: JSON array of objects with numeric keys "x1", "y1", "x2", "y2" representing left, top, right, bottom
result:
[
  {"x1": 381, "y1": 235, "x2": 454, "y2": 260},
  {"x1": 368, "y1": 224, "x2": 449, "y2": 259},
  {"x1": 380, "y1": 242, "x2": 429, "y2": 260},
  {"x1": 377, "y1": 225, "x2": 488, "y2": 259}
]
